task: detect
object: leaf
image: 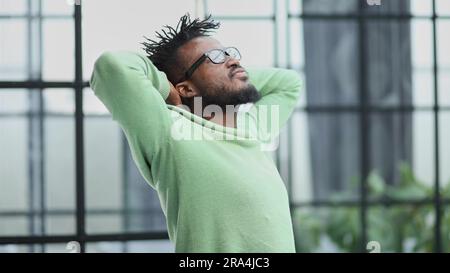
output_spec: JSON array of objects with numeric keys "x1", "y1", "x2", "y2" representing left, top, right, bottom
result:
[
  {"x1": 367, "y1": 170, "x2": 386, "y2": 198},
  {"x1": 293, "y1": 162, "x2": 439, "y2": 253},
  {"x1": 293, "y1": 210, "x2": 323, "y2": 252}
]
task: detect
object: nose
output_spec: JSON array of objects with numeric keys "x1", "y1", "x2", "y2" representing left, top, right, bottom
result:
[{"x1": 225, "y1": 55, "x2": 240, "y2": 68}]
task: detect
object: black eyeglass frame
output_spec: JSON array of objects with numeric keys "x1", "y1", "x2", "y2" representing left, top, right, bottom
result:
[{"x1": 177, "y1": 47, "x2": 241, "y2": 84}]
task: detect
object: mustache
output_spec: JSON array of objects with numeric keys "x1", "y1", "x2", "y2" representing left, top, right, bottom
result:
[{"x1": 229, "y1": 66, "x2": 246, "y2": 78}]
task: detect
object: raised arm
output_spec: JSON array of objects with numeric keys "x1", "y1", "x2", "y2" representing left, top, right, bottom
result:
[
  {"x1": 246, "y1": 68, "x2": 302, "y2": 138},
  {"x1": 90, "y1": 51, "x2": 173, "y2": 174}
]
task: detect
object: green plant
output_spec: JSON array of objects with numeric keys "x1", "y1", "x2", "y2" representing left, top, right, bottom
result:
[{"x1": 293, "y1": 162, "x2": 450, "y2": 253}]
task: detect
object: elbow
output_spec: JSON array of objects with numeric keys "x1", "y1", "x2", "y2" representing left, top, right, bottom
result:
[
  {"x1": 93, "y1": 51, "x2": 122, "y2": 74},
  {"x1": 285, "y1": 69, "x2": 303, "y2": 97},
  {"x1": 90, "y1": 51, "x2": 122, "y2": 89}
]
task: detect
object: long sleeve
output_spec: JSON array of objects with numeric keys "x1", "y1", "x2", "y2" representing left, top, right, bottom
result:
[
  {"x1": 246, "y1": 68, "x2": 302, "y2": 140},
  {"x1": 90, "y1": 51, "x2": 173, "y2": 187}
]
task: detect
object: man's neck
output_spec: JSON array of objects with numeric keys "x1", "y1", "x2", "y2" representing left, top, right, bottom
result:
[
  {"x1": 204, "y1": 110, "x2": 237, "y2": 128},
  {"x1": 185, "y1": 101, "x2": 239, "y2": 128}
]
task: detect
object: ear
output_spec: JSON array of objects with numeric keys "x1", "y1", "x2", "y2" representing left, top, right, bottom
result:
[{"x1": 175, "y1": 81, "x2": 199, "y2": 99}]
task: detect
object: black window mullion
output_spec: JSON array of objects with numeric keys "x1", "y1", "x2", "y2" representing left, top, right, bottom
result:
[
  {"x1": 74, "y1": 2, "x2": 85, "y2": 253},
  {"x1": 431, "y1": 0, "x2": 442, "y2": 253},
  {"x1": 357, "y1": 0, "x2": 369, "y2": 252},
  {"x1": 26, "y1": 0, "x2": 46, "y2": 253}
]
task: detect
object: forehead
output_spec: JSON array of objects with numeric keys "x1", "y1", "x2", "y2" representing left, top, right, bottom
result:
[{"x1": 180, "y1": 36, "x2": 223, "y2": 64}]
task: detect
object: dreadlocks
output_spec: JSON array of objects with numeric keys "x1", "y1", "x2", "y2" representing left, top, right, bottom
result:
[{"x1": 142, "y1": 14, "x2": 220, "y2": 84}]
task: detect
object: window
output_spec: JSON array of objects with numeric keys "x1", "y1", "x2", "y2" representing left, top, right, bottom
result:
[{"x1": 0, "y1": 0, "x2": 448, "y2": 253}]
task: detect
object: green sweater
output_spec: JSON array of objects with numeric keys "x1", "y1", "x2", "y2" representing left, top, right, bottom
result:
[{"x1": 90, "y1": 51, "x2": 302, "y2": 253}]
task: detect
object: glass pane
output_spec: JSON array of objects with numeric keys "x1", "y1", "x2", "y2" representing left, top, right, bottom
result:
[
  {"x1": 45, "y1": 215, "x2": 75, "y2": 235},
  {"x1": 410, "y1": 0, "x2": 433, "y2": 16},
  {"x1": 0, "y1": 244, "x2": 33, "y2": 253},
  {"x1": 440, "y1": 112, "x2": 450, "y2": 193},
  {"x1": 42, "y1": 0, "x2": 74, "y2": 16},
  {"x1": 411, "y1": 20, "x2": 433, "y2": 69},
  {"x1": 85, "y1": 113, "x2": 167, "y2": 234},
  {"x1": 44, "y1": 99, "x2": 75, "y2": 235},
  {"x1": 368, "y1": 112, "x2": 434, "y2": 201},
  {"x1": 438, "y1": 20, "x2": 450, "y2": 106},
  {"x1": 82, "y1": 0, "x2": 198, "y2": 81},
  {"x1": 292, "y1": 207, "x2": 361, "y2": 253},
  {"x1": 413, "y1": 69, "x2": 434, "y2": 107},
  {"x1": 437, "y1": 0, "x2": 450, "y2": 15},
  {"x1": 0, "y1": 217, "x2": 28, "y2": 237},
  {"x1": 0, "y1": 117, "x2": 28, "y2": 213},
  {"x1": 75, "y1": 239, "x2": 174, "y2": 253},
  {"x1": 440, "y1": 71, "x2": 450, "y2": 106},
  {"x1": 44, "y1": 243, "x2": 74, "y2": 253},
  {"x1": 0, "y1": 90, "x2": 28, "y2": 113},
  {"x1": 290, "y1": 112, "x2": 313, "y2": 203},
  {"x1": 301, "y1": 0, "x2": 358, "y2": 15},
  {"x1": 365, "y1": 20, "x2": 413, "y2": 107},
  {"x1": 214, "y1": 20, "x2": 274, "y2": 66},
  {"x1": 207, "y1": 0, "x2": 273, "y2": 16},
  {"x1": 368, "y1": 205, "x2": 434, "y2": 253},
  {"x1": 86, "y1": 241, "x2": 124, "y2": 253},
  {"x1": 0, "y1": 89, "x2": 75, "y2": 236},
  {"x1": 443, "y1": 206, "x2": 450, "y2": 253},
  {"x1": 412, "y1": 112, "x2": 435, "y2": 186},
  {"x1": 295, "y1": 71, "x2": 307, "y2": 108},
  {"x1": 302, "y1": 20, "x2": 359, "y2": 106},
  {"x1": 364, "y1": 0, "x2": 413, "y2": 15},
  {"x1": 0, "y1": 243, "x2": 71, "y2": 253},
  {"x1": 44, "y1": 89, "x2": 75, "y2": 235},
  {"x1": 288, "y1": 0, "x2": 303, "y2": 16},
  {"x1": 43, "y1": 89, "x2": 74, "y2": 113},
  {"x1": 0, "y1": 19, "x2": 27, "y2": 80},
  {"x1": 437, "y1": 20, "x2": 450, "y2": 68},
  {"x1": 86, "y1": 214, "x2": 122, "y2": 234},
  {"x1": 288, "y1": 19, "x2": 305, "y2": 70},
  {"x1": 85, "y1": 117, "x2": 123, "y2": 233},
  {"x1": 302, "y1": 112, "x2": 360, "y2": 201},
  {"x1": 83, "y1": 88, "x2": 109, "y2": 114},
  {"x1": 123, "y1": 163, "x2": 167, "y2": 233},
  {"x1": 42, "y1": 19, "x2": 74, "y2": 81},
  {"x1": 277, "y1": 122, "x2": 290, "y2": 185},
  {"x1": 125, "y1": 240, "x2": 174, "y2": 253},
  {"x1": 84, "y1": 117, "x2": 122, "y2": 211},
  {"x1": 0, "y1": 0, "x2": 27, "y2": 15}
]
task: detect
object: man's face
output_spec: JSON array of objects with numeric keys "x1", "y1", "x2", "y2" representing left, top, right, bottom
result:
[{"x1": 177, "y1": 36, "x2": 260, "y2": 108}]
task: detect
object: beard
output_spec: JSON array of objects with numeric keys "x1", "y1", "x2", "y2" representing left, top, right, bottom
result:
[{"x1": 195, "y1": 82, "x2": 261, "y2": 110}]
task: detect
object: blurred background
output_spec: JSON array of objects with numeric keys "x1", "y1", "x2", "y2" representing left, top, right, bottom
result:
[{"x1": 0, "y1": 0, "x2": 449, "y2": 253}]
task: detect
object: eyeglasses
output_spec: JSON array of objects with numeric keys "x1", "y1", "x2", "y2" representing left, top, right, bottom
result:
[{"x1": 177, "y1": 47, "x2": 241, "y2": 83}]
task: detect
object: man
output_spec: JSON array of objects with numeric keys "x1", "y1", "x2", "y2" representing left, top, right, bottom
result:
[{"x1": 90, "y1": 14, "x2": 302, "y2": 253}]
